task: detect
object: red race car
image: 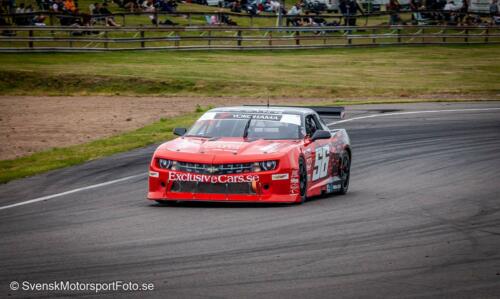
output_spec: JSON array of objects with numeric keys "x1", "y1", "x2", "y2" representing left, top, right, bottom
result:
[{"x1": 148, "y1": 106, "x2": 351, "y2": 204}]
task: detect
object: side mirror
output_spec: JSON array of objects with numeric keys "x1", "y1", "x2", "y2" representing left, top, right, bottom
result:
[
  {"x1": 311, "y1": 130, "x2": 331, "y2": 142},
  {"x1": 173, "y1": 127, "x2": 187, "y2": 136}
]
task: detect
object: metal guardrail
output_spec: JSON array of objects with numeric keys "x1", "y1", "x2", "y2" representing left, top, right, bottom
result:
[{"x1": 1, "y1": 25, "x2": 499, "y2": 51}]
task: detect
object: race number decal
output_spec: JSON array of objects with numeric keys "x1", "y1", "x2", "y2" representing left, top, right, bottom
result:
[{"x1": 312, "y1": 145, "x2": 330, "y2": 181}]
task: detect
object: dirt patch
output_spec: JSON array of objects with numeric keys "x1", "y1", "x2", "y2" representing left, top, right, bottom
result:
[{"x1": 0, "y1": 96, "x2": 329, "y2": 160}]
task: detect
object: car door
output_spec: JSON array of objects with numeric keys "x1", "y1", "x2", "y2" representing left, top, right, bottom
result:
[{"x1": 304, "y1": 114, "x2": 332, "y2": 194}]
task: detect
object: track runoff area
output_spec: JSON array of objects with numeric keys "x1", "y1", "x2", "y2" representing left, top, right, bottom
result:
[{"x1": 1, "y1": 104, "x2": 499, "y2": 211}]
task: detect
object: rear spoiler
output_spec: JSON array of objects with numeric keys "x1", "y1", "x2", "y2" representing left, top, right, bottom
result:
[
  {"x1": 306, "y1": 106, "x2": 345, "y2": 119},
  {"x1": 243, "y1": 105, "x2": 345, "y2": 119}
]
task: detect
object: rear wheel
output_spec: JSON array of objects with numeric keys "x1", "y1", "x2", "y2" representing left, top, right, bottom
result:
[
  {"x1": 336, "y1": 152, "x2": 350, "y2": 195},
  {"x1": 297, "y1": 157, "x2": 308, "y2": 204}
]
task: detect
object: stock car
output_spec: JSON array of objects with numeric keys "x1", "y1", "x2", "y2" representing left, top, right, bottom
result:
[{"x1": 148, "y1": 106, "x2": 351, "y2": 204}]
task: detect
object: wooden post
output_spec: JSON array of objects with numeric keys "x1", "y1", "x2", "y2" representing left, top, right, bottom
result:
[
  {"x1": 372, "y1": 28, "x2": 376, "y2": 44},
  {"x1": 397, "y1": 28, "x2": 401, "y2": 43},
  {"x1": 421, "y1": 28, "x2": 424, "y2": 44},
  {"x1": 442, "y1": 28, "x2": 446, "y2": 43},
  {"x1": 208, "y1": 30, "x2": 211, "y2": 47},
  {"x1": 485, "y1": 28, "x2": 489, "y2": 43},
  {"x1": 104, "y1": 31, "x2": 108, "y2": 49},
  {"x1": 465, "y1": 29, "x2": 468, "y2": 43},
  {"x1": 141, "y1": 30, "x2": 145, "y2": 48},
  {"x1": 269, "y1": 31, "x2": 272, "y2": 46},
  {"x1": 295, "y1": 30, "x2": 300, "y2": 46},
  {"x1": 237, "y1": 30, "x2": 242, "y2": 47},
  {"x1": 29, "y1": 30, "x2": 33, "y2": 48},
  {"x1": 49, "y1": 13, "x2": 54, "y2": 36}
]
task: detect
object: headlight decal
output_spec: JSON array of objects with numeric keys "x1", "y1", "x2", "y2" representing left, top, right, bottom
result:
[
  {"x1": 158, "y1": 159, "x2": 173, "y2": 169},
  {"x1": 260, "y1": 160, "x2": 277, "y2": 171}
]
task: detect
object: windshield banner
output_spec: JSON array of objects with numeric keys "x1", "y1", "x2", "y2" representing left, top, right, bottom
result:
[
  {"x1": 199, "y1": 112, "x2": 301, "y2": 126},
  {"x1": 215, "y1": 113, "x2": 282, "y2": 121}
]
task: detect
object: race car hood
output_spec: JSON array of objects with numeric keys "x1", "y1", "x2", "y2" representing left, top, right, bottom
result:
[{"x1": 155, "y1": 137, "x2": 299, "y2": 163}]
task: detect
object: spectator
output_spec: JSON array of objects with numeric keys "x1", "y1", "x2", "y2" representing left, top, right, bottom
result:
[
  {"x1": 32, "y1": 14, "x2": 47, "y2": 25},
  {"x1": 15, "y1": 2, "x2": 24, "y2": 13},
  {"x1": 52, "y1": 0, "x2": 64, "y2": 12},
  {"x1": 14, "y1": 3, "x2": 33, "y2": 25},
  {"x1": 458, "y1": 0, "x2": 468, "y2": 25},
  {"x1": 209, "y1": 14, "x2": 219, "y2": 24},
  {"x1": 339, "y1": 0, "x2": 363, "y2": 26},
  {"x1": 97, "y1": 2, "x2": 120, "y2": 26},
  {"x1": 387, "y1": 0, "x2": 402, "y2": 25},
  {"x1": 269, "y1": 0, "x2": 280, "y2": 13},
  {"x1": 444, "y1": 0, "x2": 458, "y2": 11},
  {"x1": 0, "y1": 5, "x2": 16, "y2": 35},
  {"x1": 6, "y1": 0, "x2": 15, "y2": 13},
  {"x1": 64, "y1": 0, "x2": 77, "y2": 13},
  {"x1": 286, "y1": 3, "x2": 302, "y2": 26},
  {"x1": 124, "y1": 0, "x2": 139, "y2": 12},
  {"x1": 490, "y1": 0, "x2": 499, "y2": 23},
  {"x1": 230, "y1": 0, "x2": 241, "y2": 12},
  {"x1": 220, "y1": 13, "x2": 237, "y2": 25},
  {"x1": 409, "y1": 0, "x2": 424, "y2": 11}
]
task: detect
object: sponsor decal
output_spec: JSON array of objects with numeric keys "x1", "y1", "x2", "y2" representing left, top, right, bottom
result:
[
  {"x1": 326, "y1": 183, "x2": 340, "y2": 193},
  {"x1": 291, "y1": 169, "x2": 299, "y2": 178},
  {"x1": 203, "y1": 141, "x2": 242, "y2": 151},
  {"x1": 168, "y1": 172, "x2": 259, "y2": 184},
  {"x1": 306, "y1": 158, "x2": 313, "y2": 170},
  {"x1": 149, "y1": 171, "x2": 159, "y2": 178},
  {"x1": 272, "y1": 173, "x2": 289, "y2": 181},
  {"x1": 260, "y1": 143, "x2": 282, "y2": 153},
  {"x1": 216, "y1": 113, "x2": 282, "y2": 121}
]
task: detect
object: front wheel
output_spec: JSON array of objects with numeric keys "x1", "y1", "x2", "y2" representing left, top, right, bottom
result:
[
  {"x1": 155, "y1": 200, "x2": 176, "y2": 206},
  {"x1": 295, "y1": 157, "x2": 308, "y2": 204}
]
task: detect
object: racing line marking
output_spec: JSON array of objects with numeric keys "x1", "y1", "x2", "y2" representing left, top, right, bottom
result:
[
  {"x1": 2, "y1": 107, "x2": 500, "y2": 211},
  {"x1": 0, "y1": 173, "x2": 146, "y2": 211}
]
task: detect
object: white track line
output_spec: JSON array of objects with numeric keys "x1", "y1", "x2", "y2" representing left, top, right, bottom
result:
[
  {"x1": 328, "y1": 107, "x2": 500, "y2": 126},
  {"x1": 2, "y1": 107, "x2": 500, "y2": 212},
  {"x1": 0, "y1": 173, "x2": 145, "y2": 211}
]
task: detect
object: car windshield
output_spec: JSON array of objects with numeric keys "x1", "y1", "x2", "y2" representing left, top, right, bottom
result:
[{"x1": 186, "y1": 112, "x2": 302, "y2": 140}]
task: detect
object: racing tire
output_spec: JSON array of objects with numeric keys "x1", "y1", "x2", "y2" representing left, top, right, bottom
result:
[
  {"x1": 296, "y1": 157, "x2": 308, "y2": 204},
  {"x1": 336, "y1": 152, "x2": 350, "y2": 195}
]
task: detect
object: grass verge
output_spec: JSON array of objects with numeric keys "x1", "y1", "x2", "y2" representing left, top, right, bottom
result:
[
  {"x1": 0, "y1": 111, "x2": 202, "y2": 184},
  {"x1": 1, "y1": 45, "x2": 499, "y2": 98}
]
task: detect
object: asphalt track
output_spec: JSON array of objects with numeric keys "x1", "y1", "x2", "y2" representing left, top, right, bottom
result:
[{"x1": 1, "y1": 102, "x2": 500, "y2": 298}]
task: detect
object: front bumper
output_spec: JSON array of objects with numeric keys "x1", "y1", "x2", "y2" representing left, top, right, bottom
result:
[{"x1": 147, "y1": 169, "x2": 300, "y2": 203}]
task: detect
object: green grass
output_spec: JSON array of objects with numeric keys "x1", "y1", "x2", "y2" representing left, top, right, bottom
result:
[
  {"x1": 0, "y1": 110, "x2": 204, "y2": 183},
  {"x1": 1, "y1": 45, "x2": 499, "y2": 98}
]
